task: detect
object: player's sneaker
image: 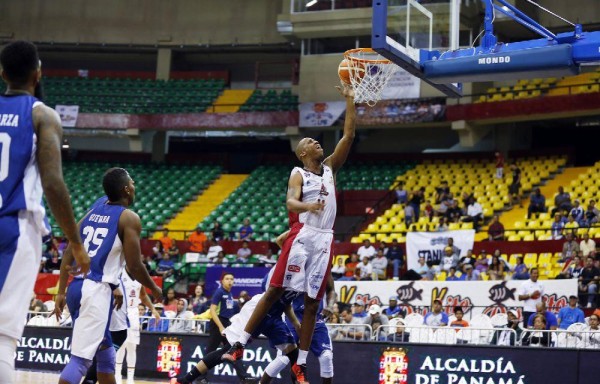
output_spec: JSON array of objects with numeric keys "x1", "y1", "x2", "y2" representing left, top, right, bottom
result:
[
  {"x1": 222, "y1": 341, "x2": 245, "y2": 362},
  {"x1": 291, "y1": 363, "x2": 309, "y2": 384}
]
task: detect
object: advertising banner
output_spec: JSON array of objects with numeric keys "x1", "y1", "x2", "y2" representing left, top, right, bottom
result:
[
  {"x1": 203, "y1": 266, "x2": 270, "y2": 297},
  {"x1": 334, "y1": 279, "x2": 577, "y2": 318},
  {"x1": 299, "y1": 101, "x2": 346, "y2": 127},
  {"x1": 407, "y1": 230, "x2": 475, "y2": 270},
  {"x1": 55, "y1": 105, "x2": 79, "y2": 127},
  {"x1": 356, "y1": 98, "x2": 445, "y2": 125},
  {"x1": 381, "y1": 69, "x2": 421, "y2": 100}
]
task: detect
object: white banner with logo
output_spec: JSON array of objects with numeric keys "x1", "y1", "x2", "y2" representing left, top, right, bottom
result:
[
  {"x1": 381, "y1": 69, "x2": 421, "y2": 100},
  {"x1": 334, "y1": 279, "x2": 577, "y2": 318},
  {"x1": 407, "y1": 230, "x2": 475, "y2": 270},
  {"x1": 55, "y1": 105, "x2": 79, "y2": 127},
  {"x1": 299, "y1": 101, "x2": 346, "y2": 127}
]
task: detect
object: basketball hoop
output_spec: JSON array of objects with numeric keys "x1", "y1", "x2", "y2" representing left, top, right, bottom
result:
[{"x1": 343, "y1": 48, "x2": 399, "y2": 106}]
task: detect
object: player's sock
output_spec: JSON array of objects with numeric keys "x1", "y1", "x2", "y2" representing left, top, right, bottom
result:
[
  {"x1": 126, "y1": 367, "x2": 135, "y2": 383},
  {"x1": 178, "y1": 366, "x2": 201, "y2": 384},
  {"x1": 60, "y1": 356, "x2": 93, "y2": 384},
  {"x1": 115, "y1": 363, "x2": 123, "y2": 384},
  {"x1": 296, "y1": 349, "x2": 308, "y2": 366},
  {"x1": 239, "y1": 331, "x2": 252, "y2": 345}
]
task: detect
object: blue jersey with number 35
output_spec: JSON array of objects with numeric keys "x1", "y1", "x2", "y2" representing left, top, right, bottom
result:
[
  {"x1": 80, "y1": 200, "x2": 126, "y2": 285},
  {"x1": 0, "y1": 95, "x2": 48, "y2": 234}
]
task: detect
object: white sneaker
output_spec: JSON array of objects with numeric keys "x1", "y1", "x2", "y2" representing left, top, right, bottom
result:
[
  {"x1": 115, "y1": 376, "x2": 122, "y2": 384},
  {"x1": 587, "y1": 303, "x2": 592, "y2": 308}
]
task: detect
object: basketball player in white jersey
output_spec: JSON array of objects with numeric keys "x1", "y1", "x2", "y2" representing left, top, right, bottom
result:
[
  {"x1": 0, "y1": 41, "x2": 90, "y2": 384},
  {"x1": 223, "y1": 84, "x2": 355, "y2": 382}
]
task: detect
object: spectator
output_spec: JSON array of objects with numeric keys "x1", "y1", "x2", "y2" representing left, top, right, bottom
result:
[
  {"x1": 351, "y1": 300, "x2": 368, "y2": 322},
  {"x1": 445, "y1": 266, "x2": 461, "y2": 281},
  {"x1": 446, "y1": 199, "x2": 463, "y2": 223},
  {"x1": 551, "y1": 213, "x2": 565, "y2": 240},
  {"x1": 423, "y1": 200, "x2": 434, "y2": 220},
  {"x1": 458, "y1": 249, "x2": 476, "y2": 269},
  {"x1": 579, "y1": 257, "x2": 599, "y2": 308},
  {"x1": 159, "y1": 229, "x2": 173, "y2": 252},
  {"x1": 357, "y1": 239, "x2": 377, "y2": 260},
  {"x1": 29, "y1": 293, "x2": 47, "y2": 314},
  {"x1": 188, "y1": 226, "x2": 207, "y2": 253},
  {"x1": 156, "y1": 253, "x2": 175, "y2": 277},
  {"x1": 257, "y1": 249, "x2": 277, "y2": 267},
  {"x1": 387, "y1": 321, "x2": 410, "y2": 343},
  {"x1": 575, "y1": 313, "x2": 600, "y2": 349},
  {"x1": 424, "y1": 299, "x2": 448, "y2": 326},
  {"x1": 356, "y1": 256, "x2": 373, "y2": 281},
  {"x1": 552, "y1": 186, "x2": 572, "y2": 217},
  {"x1": 557, "y1": 254, "x2": 584, "y2": 279},
  {"x1": 474, "y1": 250, "x2": 489, "y2": 273},
  {"x1": 371, "y1": 250, "x2": 389, "y2": 280},
  {"x1": 450, "y1": 307, "x2": 469, "y2": 328},
  {"x1": 189, "y1": 285, "x2": 208, "y2": 314},
  {"x1": 211, "y1": 251, "x2": 229, "y2": 266},
  {"x1": 583, "y1": 199, "x2": 600, "y2": 227},
  {"x1": 337, "y1": 308, "x2": 367, "y2": 340},
  {"x1": 557, "y1": 295, "x2": 585, "y2": 330},
  {"x1": 462, "y1": 197, "x2": 483, "y2": 230},
  {"x1": 488, "y1": 215, "x2": 505, "y2": 241},
  {"x1": 527, "y1": 188, "x2": 546, "y2": 219},
  {"x1": 412, "y1": 256, "x2": 431, "y2": 280},
  {"x1": 339, "y1": 253, "x2": 360, "y2": 281},
  {"x1": 395, "y1": 182, "x2": 408, "y2": 204},
  {"x1": 236, "y1": 240, "x2": 252, "y2": 263},
  {"x1": 44, "y1": 249, "x2": 61, "y2": 273},
  {"x1": 518, "y1": 268, "x2": 544, "y2": 325},
  {"x1": 461, "y1": 264, "x2": 481, "y2": 281},
  {"x1": 139, "y1": 304, "x2": 150, "y2": 330},
  {"x1": 526, "y1": 302, "x2": 558, "y2": 330},
  {"x1": 163, "y1": 287, "x2": 178, "y2": 313},
  {"x1": 142, "y1": 255, "x2": 156, "y2": 276},
  {"x1": 461, "y1": 191, "x2": 474, "y2": 211},
  {"x1": 435, "y1": 181, "x2": 450, "y2": 204},
  {"x1": 206, "y1": 238, "x2": 224, "y2": 260},
  {"x1": 237, "y1": 218, "x2": 254, "y2": 241},
  {"x1": 580, "y1": 232, "x2": 596, "y2": 257},
  {"x1": 386, "y1": 239, "x2": 405, "y2": 280},
  {"x1": 521, "y1": 315, "x2": 551, "y2": 347},
  {"x1": 169, "y1": 298, "x2": 193, "y2": 333},
  {"x1": 146, "y1": 304, "x2": 170, "y2": 332},
  {"x1": 331, "y1": 257, "x2": 346, "y2": 280},
  {"x1": 435, "y1": 199, "x2": 450, "y2": 219},
  {"x1": 436, "y1": 217, "x2": 449, "y2": 232},
  {"x1": 168, "y1": 240, "x2": 180, "y2": 259},
  {"x1": 408, "y1": 187, "x2": 425, "y2": 220},
  {"x1": 564, "y1": 214, "x2": 579, "y2": 234},
  {"x1": 404, "y1": 203, "x2": 415, "y2": 225},
  {"x1": 447, "y1": 237, "x2": 460, "y2": 257},
  {"x1": 509, "y1": 162, "x2": 522, "y2": 208},
  {"x1": 151, "y1": 241, "x2": 164, "y2": 260},
  {"x1": 512, "y1": 256, "x2": 530, "y2": 280},
  {"x1": 366, "y1": 304, "x2": 389, "y2": 340},
  {"x1": 211, "y1": 221, "x2": 225, "y2": 241},
  {"x1": 440, "y1": 246, "x2": 458, "y2": 273},
  {"x1": 491, "y1": 310, "x2": 522, "y2": 346},
  {"x1": 488, "y1": 255, "x2": 506, "y2": 280},
  {"x1": 562, "y1": 232, "x2": 580, "y2": 262},
  {"x1": 384, "y1": 297, "x2": 404, "y2": 319},
  {"x1": 495, "y1": 152, "x2": 504, "y2": 179},
  {"x1": 569, "y1": 200, "x2": 585, "y2": 225}
]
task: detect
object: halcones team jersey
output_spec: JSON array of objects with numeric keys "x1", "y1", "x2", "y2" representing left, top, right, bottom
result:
[{"x1": 288, "y1": 164, "x2": 336, "y2": 230}]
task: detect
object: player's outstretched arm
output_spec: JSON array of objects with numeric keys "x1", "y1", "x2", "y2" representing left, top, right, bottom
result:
[
  {"x1": 140, "y1": 288, "x2": 161, "y2": 320},
  {"x1": 120, "y1": 210, "x2": 163, "y2": 302},
  {"x1": 286, "y1": 172, "x2": 324, "y2": 214},
  {"x1": 324, "y1": 84, "x2": 356, "y2": 174},
  {"x1": 275, "y1": 229, "x2": 291, "y2": 249}
]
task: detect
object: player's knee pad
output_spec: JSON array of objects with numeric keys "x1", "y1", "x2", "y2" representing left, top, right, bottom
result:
[
  {"x1": 96, "y1": 345, "x2": 116, "y2": 373},
  {"x1": 59, "y1": 356, "x2": 93, "y2": 384},
  {"x1": 265, "y1": 354, "x2": 290, "y2": 377},
  {"x1": 318, "y1": 349, "x2": 334, "y2": 378}
]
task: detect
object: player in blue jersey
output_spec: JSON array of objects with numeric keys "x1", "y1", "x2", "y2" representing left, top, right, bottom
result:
[
  {"x1": 54, "y1": 168, "x2": 163, "y2": 384},
  {"x1": 0, "y1": 41, "x2": 90, "y2": 383}
]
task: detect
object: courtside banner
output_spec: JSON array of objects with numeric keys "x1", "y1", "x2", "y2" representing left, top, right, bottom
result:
[
  {"x1": 55, "y1": 105, "x2": 79, "y2": 127},
  {"x1": 299, "y1": 101, "x2": 346, "y2": 127},
  {"x1": 334, "y1": 279, "x2": 577, "y2": 318},
  {"x1": 203, "y1": 266, "x2": 270, "y2": 297},
  {"x1": 407, "y1": 230, "x2": 475, "y2": 270}
]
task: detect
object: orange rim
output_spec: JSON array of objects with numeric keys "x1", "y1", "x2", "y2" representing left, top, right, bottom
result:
[{"x1": 344, "y1": 48, "x2": 393, "y2": 65}]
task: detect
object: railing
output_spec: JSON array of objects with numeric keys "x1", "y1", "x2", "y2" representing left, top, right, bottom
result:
[
  {"x1": 291, "y1": 0, "x2": 449, "y2": 13},
  {"x1": 376, "y1": 324, "x2": 515, "y2": 345},
  {"x1": 327, "y1": 323, "x2": 374, "y2": 341}
]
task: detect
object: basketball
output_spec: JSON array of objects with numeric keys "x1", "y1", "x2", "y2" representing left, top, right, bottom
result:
[
  {"x1": 338, "y1": 58, "x2": 365, "y2": 85},
  {"x1": 531, "y1": 291, "x2": 541, "y2": 299}
]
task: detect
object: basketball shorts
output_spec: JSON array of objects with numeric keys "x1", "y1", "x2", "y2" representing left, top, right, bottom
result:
[
  {"x1": 67, "y1": 278, "x2": 114, "y2": 360},
  {"x1": 255, "y1": 314, "x2": 296, "y2": 350},
  {"x1": 0, "y1": 212, "x2": 42, "y2": 341},
  {"x1": 288, "y1": 318, "x2": 332, "y2": 356},
  {"x1": 270, "y1": 223, "x2": 333, "y2": 300}
]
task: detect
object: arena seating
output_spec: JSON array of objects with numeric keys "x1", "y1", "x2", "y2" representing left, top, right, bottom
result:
[
  {"x1": 46, "y1": 162, "x2": 221, "y2": 236},
  {"x1": 352, "y1": 156, "x2": 567, "y2": 243},
  {"x1": 43, "y1": 77, "x2": 225, "y2": 114},
  {"x1": 239, "y1": 89, "x2": 298, "y2": 112}
]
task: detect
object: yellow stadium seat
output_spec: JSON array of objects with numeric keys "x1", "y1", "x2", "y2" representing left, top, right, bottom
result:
[
  {"x1": 366, "y1": 223, "x2": 379, "y2": 233},
  {"x1": 350, "y1": 236, "x2": 362, "y2": 243},
  {"x1": 524, "y1": 253, "x2": 538, "y2": 268},
  {"x1": 508, "y1": 235, "x2": 521, "y2": 242}
]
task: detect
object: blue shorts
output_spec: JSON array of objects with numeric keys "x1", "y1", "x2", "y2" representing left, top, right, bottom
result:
[
  {"x1": 287, "y1": 318, "x2": 332, "y2": 356},
  {"x1": 254, "y1": 314, "x2": 295, "y2": 349}
]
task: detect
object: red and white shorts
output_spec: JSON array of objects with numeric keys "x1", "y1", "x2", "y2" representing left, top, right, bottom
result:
[{"x1": 270, "y1": 223, "x2": 333, "y2": 300}]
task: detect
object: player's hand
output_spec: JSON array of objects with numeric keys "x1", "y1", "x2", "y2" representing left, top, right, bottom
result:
[
  {"x1": 52, "y1": 293, "x2": 66, "y2": 321},
  {"x1": 152, "y1": 308, "x2": 161, "y2": 321},
  {"x1": 336, "y1": 83, "x2": 355, "y2": 99},
  {"x1": 151, "y1": 286, "x2": 163, "y2": 303},
  {"x1": 321, "y1": 307, "x2": 334, "y2": 320},
  {"x1": 307, "y1": 200, "x2": 325, "y2": 213},
  {"x1": 113, "y1": 288, "x2": 124, "y2": 310},
  {"x1": 70, "y1": 243, "x2": 90, "y2": 276}
]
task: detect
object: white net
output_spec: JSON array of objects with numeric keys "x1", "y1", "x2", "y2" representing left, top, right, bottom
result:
[{"x1": 344, "y1": 48, "x2": 399, "y2": 107}]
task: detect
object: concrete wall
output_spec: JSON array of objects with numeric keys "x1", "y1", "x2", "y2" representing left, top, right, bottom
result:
[{"x1": 0, "y1": 0, "x2": 286, "y2": 46}]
